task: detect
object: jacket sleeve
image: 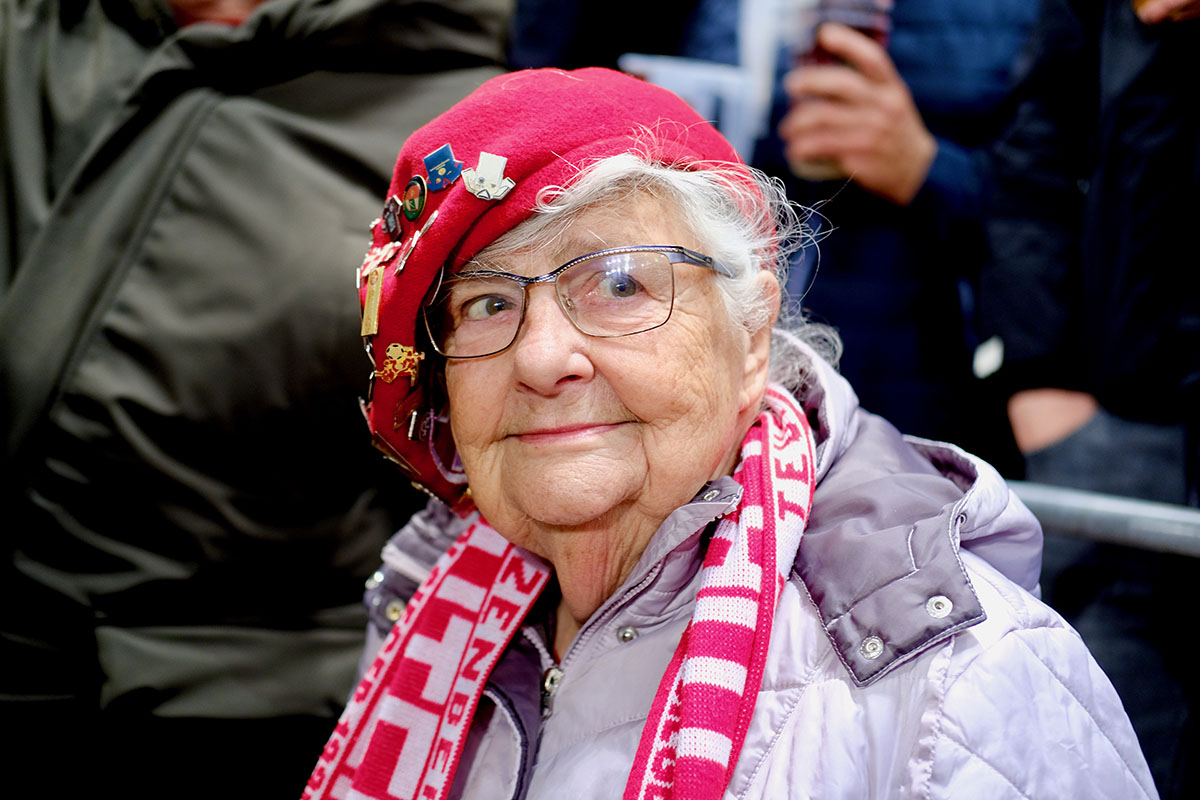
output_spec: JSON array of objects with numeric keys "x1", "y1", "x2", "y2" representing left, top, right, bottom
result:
[
  {"x1": 976, "y1": 0, "x2": 1096, "y2": 397},
  {"x1": 915, "y1": 137, "x2": 987, "y2": 232},
  {"x1": 925, "y1": 554, "x2": 1157, "y2": 799}
]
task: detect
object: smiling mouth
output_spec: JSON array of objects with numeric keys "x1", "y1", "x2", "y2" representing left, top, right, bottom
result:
[{"x1": 511, "y1": 422, "x2": 629, "y2": 444}]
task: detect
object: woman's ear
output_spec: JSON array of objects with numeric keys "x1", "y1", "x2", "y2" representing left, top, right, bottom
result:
[
  {"x1": 740, "y1": 272, "x2": 781, "y2": 412},
  {"x1": 758, "y1": 270, "x2": 782, "y2": 329}
]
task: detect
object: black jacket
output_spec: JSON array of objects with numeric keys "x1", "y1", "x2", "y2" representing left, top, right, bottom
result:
[{"x1": 979, "y1": 0, "x2": 1200, "y2": 425}]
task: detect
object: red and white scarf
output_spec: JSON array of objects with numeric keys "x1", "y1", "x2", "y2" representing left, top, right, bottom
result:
[{"x1": 303, "y1": 385, "x2": 815, "y2": 800}]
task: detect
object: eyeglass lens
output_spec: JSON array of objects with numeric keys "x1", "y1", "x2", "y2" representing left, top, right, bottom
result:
[{"x1": 429, "y1": 250, "x2": 677, "y2": 358}]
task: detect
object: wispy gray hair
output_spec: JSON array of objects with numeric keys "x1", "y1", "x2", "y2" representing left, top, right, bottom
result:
[{"x1": 469, "y1": 151, "x2": 841, "y2": 388}]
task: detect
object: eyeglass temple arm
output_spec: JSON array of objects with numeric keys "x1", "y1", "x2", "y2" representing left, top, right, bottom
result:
[{"x1": 672, "y1": 247, "x2": 734, "y2": 278}]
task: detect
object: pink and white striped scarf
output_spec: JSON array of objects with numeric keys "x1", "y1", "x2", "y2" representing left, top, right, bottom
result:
[{"x1": 303, "y1": 385, "x2": 815, "y2": 800}]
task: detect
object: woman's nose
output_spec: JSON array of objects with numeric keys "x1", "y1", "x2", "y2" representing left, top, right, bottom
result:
[{"x1": 509, "y1": 285, "x2": 594, "y2": 394}]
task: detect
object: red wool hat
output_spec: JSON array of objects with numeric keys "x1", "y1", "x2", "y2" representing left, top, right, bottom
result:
[{"x1": 356, "y1": 67, "x2": 745, "y2": 507}]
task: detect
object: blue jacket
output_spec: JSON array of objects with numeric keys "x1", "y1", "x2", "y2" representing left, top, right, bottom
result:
[{"x1": 765, "y1": 0, "x2": 1039, "y2": 470}]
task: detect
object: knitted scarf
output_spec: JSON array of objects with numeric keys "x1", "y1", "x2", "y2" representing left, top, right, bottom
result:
[{"x1": 303, "y1": 385, "x2": 815, "y2": 800}]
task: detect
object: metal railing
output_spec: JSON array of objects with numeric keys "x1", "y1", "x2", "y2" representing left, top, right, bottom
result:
[{"x1": 1010, "y1": 480, "x2": 1200, "y2": 558}]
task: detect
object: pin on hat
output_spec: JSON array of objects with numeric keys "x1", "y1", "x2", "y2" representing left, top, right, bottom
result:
[
  {"x1": 424, "y1": 144, "x2": 464, "y2": 191},
  {"x1": 462, "y1": 152, "x2": 516, "y2": 201},
  {"x1": 393, "y1": 210, "x2": 438, "y2": 276},
  {"x1": 375, "y1": 343, "x2": 425, "y2": 387},
  {"x1": 402, "y1": 176, "x2": 427, "y2": 221},
  {"x1": 381, "y1": 197, "x2": 403, "y2": 240}
]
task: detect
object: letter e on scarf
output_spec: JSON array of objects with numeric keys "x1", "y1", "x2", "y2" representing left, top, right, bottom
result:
[
  {"x1": 774, "y1": 454, "x2": 810, "y2": 485},
  {"x1": 432, "y1": 737, "x2": 454, "y2": 774}
]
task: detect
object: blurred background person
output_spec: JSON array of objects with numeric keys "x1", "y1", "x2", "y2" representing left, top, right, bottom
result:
[
  {"x1": 978, "y1": 0, "x2": 1200, "y2": 795},
  {"x1": 770, "y1": 0, "x2": 1036, "y2": 473},
  {"x1": 1, "y1": 0, "x2": 509, "y2": 795},
  {"x1": 508, "y1": 0, "x2": 1038, "y2": 474}
]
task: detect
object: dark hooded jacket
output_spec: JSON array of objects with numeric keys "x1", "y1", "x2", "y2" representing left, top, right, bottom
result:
[{"x1": 0, "y1": 0, "x2": 508, "y2": 726}]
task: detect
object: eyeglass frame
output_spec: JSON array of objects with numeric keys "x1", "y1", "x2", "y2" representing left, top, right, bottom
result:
[{"x1": 421, "y1": 244, "x2": 734, "y2": 359}]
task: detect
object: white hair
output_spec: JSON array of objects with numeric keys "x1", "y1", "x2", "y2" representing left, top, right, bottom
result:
[{"x1": 469, "y1": 151, "x2": 842, "y2": 388}]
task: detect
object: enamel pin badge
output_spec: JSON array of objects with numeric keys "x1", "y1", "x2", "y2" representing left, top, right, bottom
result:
[
  {"x1": 358, "y1": 238, "x2": 404, "y2": 336},
  {"x1": 462, "y1": 152, "x2": 516, "y2": 201},
  {"x1": 375, "y1": 343, "x2": 425, "y2": 386},
  {"x1": 359, "y1": 239, "x2": 403, "y2": 284},
  {"x1": 424, "y1": 144, "x2": 464, "y2": 191},
  {"x1": 381, "y1": 197, "x2": 403, "y2": 240},
  {"x1": 402, "y1": 176, "x2": 427, "y2": 221}
]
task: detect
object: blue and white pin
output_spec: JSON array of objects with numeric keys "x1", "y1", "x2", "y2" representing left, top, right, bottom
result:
[
  {"x1": 463, "y1": 152, "x2": 516, "y2": 201},
  {"x1": 423, "y1": 144, "x2": 464, "y2": 192}
]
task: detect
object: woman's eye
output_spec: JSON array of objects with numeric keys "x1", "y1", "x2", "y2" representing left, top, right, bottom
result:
[
  {"x1": 461, "y1": 294, "x2": 515, "y2": 321},
  {"x1": 598, "y1": 272, "x2": 641, "y2": 299}
]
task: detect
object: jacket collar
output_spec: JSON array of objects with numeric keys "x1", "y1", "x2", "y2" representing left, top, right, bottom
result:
[{"x1": 783, "y1": 341, "x2": 1040, "y2": 686}]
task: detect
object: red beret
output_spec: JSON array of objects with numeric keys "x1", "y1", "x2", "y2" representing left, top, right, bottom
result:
[{"x1": 356, "y1": 67, "x2": 744, "y2": 507}]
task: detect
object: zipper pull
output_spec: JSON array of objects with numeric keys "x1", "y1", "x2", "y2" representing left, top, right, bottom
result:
[{"x1": 541, "y1": 666, "x2": 564, "y2": 716}]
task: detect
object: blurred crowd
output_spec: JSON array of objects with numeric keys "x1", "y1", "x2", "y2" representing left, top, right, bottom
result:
[{"x1": 2, "y1": 0, "x2": 1196, "y2": 796}]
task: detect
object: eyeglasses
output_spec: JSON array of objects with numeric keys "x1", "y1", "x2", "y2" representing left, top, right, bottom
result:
[{"x1": 422, "y1": 245, "x2": 732, "y2": 359}]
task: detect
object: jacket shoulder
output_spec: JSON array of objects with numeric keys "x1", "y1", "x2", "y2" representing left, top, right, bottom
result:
[{"x1": 795, "y1": 411, "x2": 1011, "y2": 687}]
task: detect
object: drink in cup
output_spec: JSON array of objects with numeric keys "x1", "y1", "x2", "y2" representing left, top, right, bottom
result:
[{"x1": 784, "y1": 0, "x2": 893, "y2": 180}]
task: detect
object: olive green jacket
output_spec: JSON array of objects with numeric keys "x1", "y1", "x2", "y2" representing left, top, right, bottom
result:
[{"x1": 1, "y1": 0, "x2": 508, "y2": 718}]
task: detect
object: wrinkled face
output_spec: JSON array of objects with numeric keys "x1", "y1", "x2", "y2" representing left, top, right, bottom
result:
[{"x1": 444, "y1": 193, "x2": 775, "y2": 561}]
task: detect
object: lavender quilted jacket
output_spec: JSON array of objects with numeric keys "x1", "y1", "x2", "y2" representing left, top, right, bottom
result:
[{"x1": 362, "y1": 343, "x2": 1157, "y2": 799}]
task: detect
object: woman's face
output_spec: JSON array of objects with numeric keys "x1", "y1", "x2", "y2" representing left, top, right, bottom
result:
[{"x1": 445, "y1": 193, "x2": 776, "y2": 563}]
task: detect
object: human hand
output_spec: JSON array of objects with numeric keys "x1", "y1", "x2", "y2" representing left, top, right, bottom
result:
[
  {"x1": 1007, "y1": 388, "x2": 1099, "y2": 454},
  {"x1": 778, "y1": 22, "x2": 936, "y2": 205},
  {"x1": 1133, "y1": 0, "x2": 1200, "y2": 24}
]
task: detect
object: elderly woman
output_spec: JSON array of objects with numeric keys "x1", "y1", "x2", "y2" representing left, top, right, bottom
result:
[{"x1": 304, "y1": 69, "x2": 1154, "y2": 800}]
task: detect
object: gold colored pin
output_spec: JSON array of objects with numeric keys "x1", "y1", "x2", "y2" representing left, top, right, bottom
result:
[
  {"x1": 375, "y1": 342, "x2": 426, "y2": 386},
  {"x1": 360, "y1": 266, "x2": 385, "y2": 336}
]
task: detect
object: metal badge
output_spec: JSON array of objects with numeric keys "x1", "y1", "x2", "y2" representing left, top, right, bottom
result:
[
  {"x1": 424, "y1": 144, "x2": 464, "y2": 192},
  {"x1": 358, "y1": 240, "x2": 402, "y2": 288},
  {"x1": 402, "y1": 176, "x2": 427, "y2": 221},
  {"x1": 360, "y1": 266, "x2": 385, "y2": 336},
  {"x1": 382, "y1": 197, "x2": 404, "y2": 240},
  {"x1": 462, "y1": 152, "x2": 516, "y2": 201},
  {"x1": 375, "y1": 342, "x2": 426, "y2": 386},
  {"x1": 391, "y1": 392, "x2": 424, "y2": 436},
  {"x1": 369, "y1": 431, "x2": 417, "y2": 476},
  {"x1": 394, "y1": 209, "x2": 438, "y2": 275}
]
